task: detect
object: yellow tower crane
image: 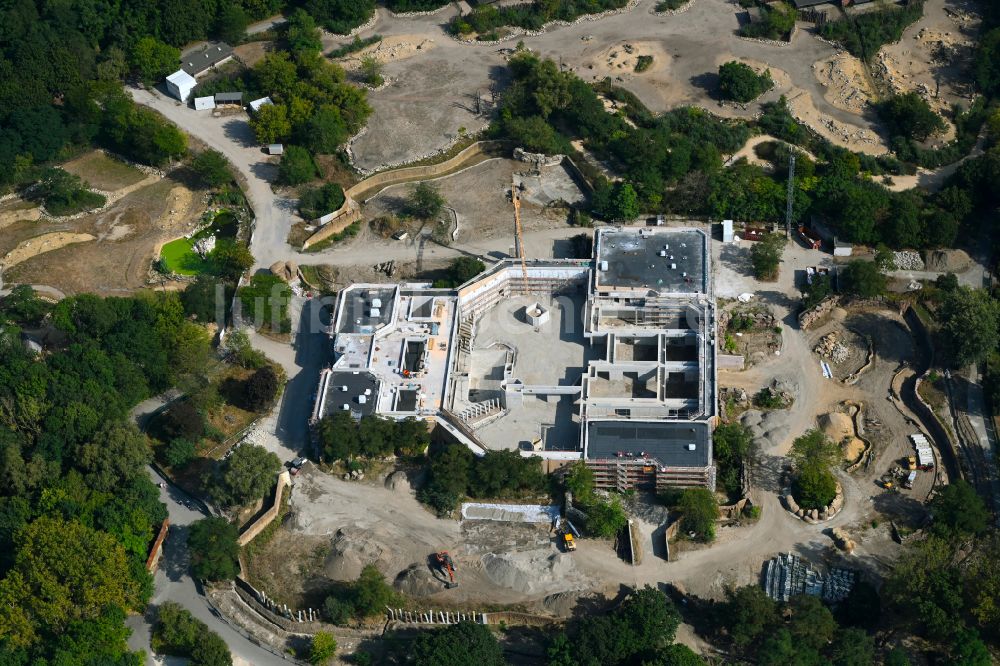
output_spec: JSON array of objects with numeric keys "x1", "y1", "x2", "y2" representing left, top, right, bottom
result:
[{"x1": 512, "y1": 182, "x2": 529, "y2": 292}]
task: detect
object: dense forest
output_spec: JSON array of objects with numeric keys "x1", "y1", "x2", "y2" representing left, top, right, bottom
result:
[{"x1": 0, "y1": 288, "x2": 213, "y2": 661}]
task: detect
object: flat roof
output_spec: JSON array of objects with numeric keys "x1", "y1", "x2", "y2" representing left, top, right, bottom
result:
[
  {"x1": 180, "y1": 42, "x2": 234, "y2": 76},
  {"x1": 586, "y1": 420, "x2": 710, "y2": 467},
  {"x1": 321, "y1": 371, "x2": 380, "y2": 418},
  {"x1": 214, "y1": 92, "x2": 243, "y2": 103},
  {"x1": 595, "y1": 228, "x2": 707, "y2": 293},
  {"x1": 166, "y1": 69, "x2": 196, "y2": 87},
  {"x1": 337, "y1": 287, "x2": 396, "y2": 334}
]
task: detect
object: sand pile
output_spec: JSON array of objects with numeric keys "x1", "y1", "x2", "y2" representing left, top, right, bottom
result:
[
  {"x1": 740, "y1": 409, "x2": 792, "y2": 451},
  {"x1": 481, "y1": 551, "x2": 577, "y2": 595},
  {"x1": 323, "y1": 527, "x2": 388, "y2": 581},
  {"x1": 923, "y1": 249, "x2": 970, "y2": 273},
  {"x1": 394, "y1": 563, "x2": 441, "y2": 597},
  {"x1": 819, "y1": 412, "x2": 854, "y2": 442},
  {"x1": 384, "y1": 470, "x2": 412, "y2": 493}
]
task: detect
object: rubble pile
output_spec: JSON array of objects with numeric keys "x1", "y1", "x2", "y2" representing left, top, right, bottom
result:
[
  {"x1": 893, "y1": 251, "x2": 924, "y2": 270},
  {"x1": 814, "y1": 332, "x2": 849, "y2": 364}
]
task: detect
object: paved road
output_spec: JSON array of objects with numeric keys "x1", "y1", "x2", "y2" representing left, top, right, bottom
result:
[{"x1": 127, "y1": 397, "x2": 289, "y2": 666}]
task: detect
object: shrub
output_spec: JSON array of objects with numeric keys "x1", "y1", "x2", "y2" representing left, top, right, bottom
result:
[
  {"x1": 28, "y1": 168, "x2": 106, "y2": 216},
  {"x1": 738, "y1": 2, "x2": 797, "y2": 40},
  {"x1": 278, "y1": 145, "x2": 317, "y2": 185},
  {"x1": 839, "y1": 260, "x2": 887, "y2": 298},
  {"x1": 238, "y1": 274, "x2": 292, "y2": 334},
  {"x1": 406, "y1": 181, "x2": 445, "y2": 219},
  {"x1": 159, "y1": 401, "x2": 205, "y2": 442},
  {"x1": 750, "y1": 233, "x2": 785, "y2": 281},
  {"x1": 793, "y1": 464, "x2": 837, "y2": 509},
  {"x1": 244, "y1": 365, "x2": 279, "y2": 411},
  {"x1": 880, "y1": 92, "x2": 946, "y2": 142},
  {"x1": 153, "y1": 602, "x2": 232, "y2": 665},
  {"x1": 718, "y1": 61, "x2": 773, "y2": 103},
  {"x1": 190, "y1": 150, "x2": 232, "y2": 187},
  {"x1": 819, "y1": 1, "x2": 925, "y2": 61},
  {"x1": 310, "y1": 632, "x2": 338, "y2": 665},
  {"x1": 634, "y1": 55, "x2": 654, "y2": 73},
  {"x1": 164, "y1": 438, "x2": 196, "y2": 468},
  {"x1": 678, "y1": 487, "x2": 719, "y2": 542},
  {"x1": 299, "y1": 182, "x2": 345, "y2": 220}
]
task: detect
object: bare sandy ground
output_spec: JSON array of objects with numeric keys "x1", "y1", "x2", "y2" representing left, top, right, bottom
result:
[
  {"x1": 812, "y1": 53, "x2": 876, "y2": 115},
  {"x1": 1, "y1": 232, "x2": 96, "y2": 268},
  {"x1": 335, "y1": 34, "x2": 438, "y2": 71}
]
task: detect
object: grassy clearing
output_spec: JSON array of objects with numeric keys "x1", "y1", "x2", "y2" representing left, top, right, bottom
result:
[
  {"x1": 159, "y1": 237, "x2": 211, "y2": 275},
  {"x1": 61, "y1": 151, "x2": 146, "y2": 191}
]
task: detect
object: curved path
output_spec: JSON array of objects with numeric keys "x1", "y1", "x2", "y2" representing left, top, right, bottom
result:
[{"x1": 126, "y1": 395, "x2": 289, "y2": 666}]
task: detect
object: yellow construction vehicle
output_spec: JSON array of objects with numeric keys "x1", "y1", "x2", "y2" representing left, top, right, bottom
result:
[
  {"x1": 563, "y1": 532, "x2": 576, "y2": 552},
  {"x1": 906, "y1": 456, "x2": 917, "y2": 471}
]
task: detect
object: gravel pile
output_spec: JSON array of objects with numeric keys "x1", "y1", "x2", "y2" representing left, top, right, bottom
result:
[{"x1": 893, "y1": 251, "x2": 924, "y2": 270}]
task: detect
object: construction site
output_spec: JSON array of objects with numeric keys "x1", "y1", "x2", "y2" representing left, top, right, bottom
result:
[{"x1": 313, "y1": 224, "x2": 718, "y2": 491}]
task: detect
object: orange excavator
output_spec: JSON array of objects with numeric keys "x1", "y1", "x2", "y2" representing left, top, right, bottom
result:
[{"x1": 434, "y1": 551, "x2": 458, "y2": 589}]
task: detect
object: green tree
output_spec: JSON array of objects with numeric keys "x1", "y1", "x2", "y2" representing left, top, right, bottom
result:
[
  {"x1": 164, "y1": 438, "x2": 196, "y2": 468},
  {"x1": 585, "y1": 495, "x2": 628, "y2": 538},
  {"x1": 712, "y1": 422, "x2": 755, "y2": 498},
  {"x1": 654, "y1": 643, "x2": 706, "y2": 665},
  {"x1": 244, "y1": 365, "x2": 279, "y2": 411},
  {"x1": 793, "y1": 463, "x2": 837, "y2": 510},
  {"x1": 677, "y1": 487, "x2": 719, "y2": 542},
  {"x1": 310, "y1": 631, "x2": 337, "y2": 664},
  {"x1": 277, "y1": 145, "x2": 317, "y2": 185},
  {"x1": 722, "y1": 585, "x2": 779, "y2": 649},
  {"x1": 298, "y1": 182, "x2": 345, "y2": 219},
  {"x1": 302, "y1": 105, "x2": 349, "y2": 154},
  {"x1": 787, "y1": 594, "x2": 836, "y2": 651},
  {"x1": 190, "y1": 150, "x2": 232, "y2": 187},
  {"x1": 885, "y1": 536, "x2": 965, "y2": 642},
  {"x1": 928, "y1": 479, "x2": 989, "y2": 540},
  {"x1": 352, "y1": 564, "x2": 399, "y2": 617},
  {"x1": 187, "y1": 517, "x2": 240, "y2": 581},
  {"x1": 0, "y1": 517, "x2": 138, "y2": 648},
  {"x1": 447, "y1": 256, "x2": 485, "y2": 285},
  {"x1": 0, "y1": 285, "x2": 51, "y2": 326},
  {"x1": 974, "y1": 28, "x2": 1000, "y2": 98},
  {"x1": 407, "y1": 181, "x2": 445, "y2": 219},
  {"x1": 76, "y1": 422, "x2": 151, "y2": 493},
  {"x1": 286, "y1": 9, "x2": 323, "y2": 55},
  {"x1": 130, "y1": 37, "x2": 180, "y2": 84},
  {"x1": 839, "y1": 260, "x2": 887, "y2": 298},
  {"x1": 595, "y1": 181, "x2": 640, "y2": 222},
  {"x1": 564, "y1": 461, "x2": 595, "y2": 501},
  {"x1": 209, "y1": 241, "x2": 254, "y2": 280},
  {"x1": 360, "y1": 55, "x2": 384, "y2": 86},
  {"x1": 880, "y1": 92, "x2": 947, "y2": 141},
  {"x1": 214, "y1": 444, "x2": 282, "y2": 507},
  {"x1": 750, "y1": 233, "x2": 785, "y2": 281},
  {"x1": 304, "y1": 0, "x2": 376, "y2": 34},
  {"x1": 829, "y1": 627, "x2": 876, "y2": 666},
  {"x1": 412, "y1": 621, "x2": 504, "y2": 666},
  {"x1": 790, "y1": 430, "x2": 839, "y2": 470},
  {"x1": 937, "y1": 287, "x2": 1000, "y2": 367},
  {"x1": 181, "y1": 276, "x2": 231, "y2": 323},
  {"x1": 28, "y1": 168, "x2": 105, "y2": 216},
  {"x1": 718, "y1": 61, "x2": 773, "y2": 103},
  {"x1": 190, "y1": 633, "x2": 232, "y2": 666},
  {"x1": 418, "y1": 441, "x2": 474, "y2": 515},
  {"x1": 249, "y1": 103, "x2": 292, "y2": 145},
  {"x1": 238, "y1": 273, "x2": 292, "y2": 334},
  {"x1": 214, "y1": 5, "x2": 249, "y2": 45}
]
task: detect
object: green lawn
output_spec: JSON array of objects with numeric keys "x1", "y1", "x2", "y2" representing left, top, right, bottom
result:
[{"x1": 160, "y1": 237, "x2": 211, "y2": 275}]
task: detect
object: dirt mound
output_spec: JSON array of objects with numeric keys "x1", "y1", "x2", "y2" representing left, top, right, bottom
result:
[
  {"x1": 384, "y1": 470, "x2": 412, "y2": 494},
  {"x1": 270, "y1": 260, "x2": 298, "y2": 282},
  {"x1": 394, "y1": 563, "x2": 442, "y2": 597},
  {"x1": 812, "y1": 53, "x2": 875, "y2": 114},
  {"x1": 1, "y1": 232, "x2": 96, "y2": 269},
  {"x1": 537, "y1": 590, "x2": 584, "y2": 617},
  {"x1": 481, "y1": 551, "x2": 577, "y2": 595},
  {"x1": 819, "y1": 412, "x2": 854, "y2": 442},
  {"x1": 323, "y1": 527, "x2": 388, "y2": 581},
  {"x1": 923, "y1": 249, "x2": 970, "y2": 273}
]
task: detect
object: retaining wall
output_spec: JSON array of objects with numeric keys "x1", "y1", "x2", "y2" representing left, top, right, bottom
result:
[
  {"x1": 237, "y1": 470, "x2": 291, "y2": 546},
  {"x1": 301, "y1": 205, "x2": 362, "y2": 250},
  {"x1": 345, "y1": 140, "x2": 513, "y2": 203},
  {"x1": 145, "y1": 519, "x2": 170, "y2": 573}
]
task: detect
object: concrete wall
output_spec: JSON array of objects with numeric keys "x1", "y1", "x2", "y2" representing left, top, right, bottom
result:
[
  {"x1": 145, "y1": 519, "x2": 170, "y2": 573},
  {"x1": 237, "y1": 471, "x2": 291, "y2": 546},
  {"x1": 301, "y1": 205, "x2": 362, "y2": 250},
  {"x1": 346, "y1": 141, "x2": 512, "y2": 203}
]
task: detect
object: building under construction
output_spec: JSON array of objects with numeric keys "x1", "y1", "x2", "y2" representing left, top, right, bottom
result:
[{"x1": 314, "y1": 226, "x2": 718, "y2": 491}]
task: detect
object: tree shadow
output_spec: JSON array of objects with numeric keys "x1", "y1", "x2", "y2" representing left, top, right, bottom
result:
[
  {"x1": 221, "y1": 118, "x2": 257, "y2": 148},
  {"x1": 249, "y1": 161, "x2": 279, "y2": 184},
  {"x1": 689, "y1": 72, "x2": 721, "y2": 101}
]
